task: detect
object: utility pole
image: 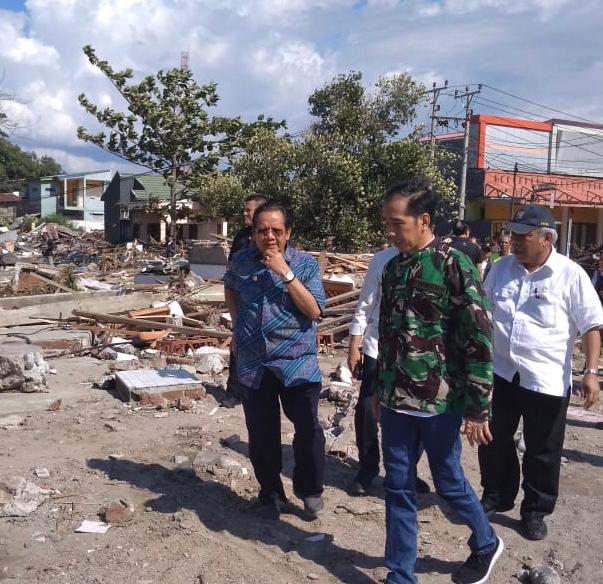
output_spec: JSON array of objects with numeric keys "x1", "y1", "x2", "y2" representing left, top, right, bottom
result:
[
  {"x1": 455, "y1": 85, "x2": 481, "y2": 220},
  {"x1": 426, "y1": 81, "x2": 448, "y2": 158}
]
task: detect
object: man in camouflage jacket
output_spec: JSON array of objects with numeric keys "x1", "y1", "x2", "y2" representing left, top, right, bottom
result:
[{"x1": 375, "y1": 183, "x2": 502, "y2": 584}]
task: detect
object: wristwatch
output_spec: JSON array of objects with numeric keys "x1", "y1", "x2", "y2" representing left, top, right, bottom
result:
[
  {"x1": 281, "y1": 270, "x2": 296, "y2": 284},
  {"x1": 583, "y1": 368, "x2": 599, "y2": 376}
]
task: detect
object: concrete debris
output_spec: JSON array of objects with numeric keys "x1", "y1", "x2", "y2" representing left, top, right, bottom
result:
[
  {"x1": 527, "y1": 565, "x2": 561, "y2": 584},
  {"x1": 99, "y1": 347, "x2": 138, "y2": 361},
  {"x1": 177, "y1": 396, "x2": 193, "y2": 411},
  {"x1": 326, "y1": 426, "x2": 356, "y2": 458},
  {"x1": 192, "y1": 450, "x2": 242, "y2": 472},
  {"x1": 0, "y1": 414, "x2": 26, "y2": 429},
  {"x1": 103, "y1": 500, "x2": 135, "y2": 525},
  {"x1": 324, "y1": 381, "x2": 354, "y2": 404},
  {"x1": 174, "y1": 455, "x2": 189, "y2": 465},
  {"x1": 0, "y1": 344, "x2": 49, "y2": 393},
  {"x1": 0, "y1": 476, "x2": 51, "y2": 517},
  {"x1": 192, "y1": 347, "x2": 228, "y2": 374},
  {"x1": 47, "y1": 399, "x2": 62, "y2": 411}
]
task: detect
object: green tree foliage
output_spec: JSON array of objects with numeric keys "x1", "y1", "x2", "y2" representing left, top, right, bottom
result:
[
  {"x1": 0, "y1": 138, "x2": 62, "y2": 191},
  {"x1": 194, "y1": 72, "x2": 457, "y2": 250},
  {"x1": 77, "y1": 45, "x2": 284, "y2": 239}
]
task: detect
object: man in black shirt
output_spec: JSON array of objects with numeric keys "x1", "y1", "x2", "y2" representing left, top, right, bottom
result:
[
  {"x1": 449, "y1": 221, "x2": 482, "y2": 266},
  {"x1": 227, "y1": 194, "x2": 267, "y2": 262},
  {"x1": 224, "y1": 194, "x2": 266, "y2": 406}
]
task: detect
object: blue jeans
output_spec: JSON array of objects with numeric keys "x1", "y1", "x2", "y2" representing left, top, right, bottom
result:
[{"x1": 381, "y1": 407, "x2": 497, "y2": 584}]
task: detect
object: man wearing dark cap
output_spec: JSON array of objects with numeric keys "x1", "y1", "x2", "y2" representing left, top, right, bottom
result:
[{"x1": 480, "y1": 204, "x2": 603, "y2": 541}]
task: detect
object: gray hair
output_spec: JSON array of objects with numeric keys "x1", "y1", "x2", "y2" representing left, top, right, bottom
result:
[{"x1": 537, "y1": 227, "x2": 558, "y2": 245}]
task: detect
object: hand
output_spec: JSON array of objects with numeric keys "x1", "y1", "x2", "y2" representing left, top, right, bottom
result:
[
  {"x1": 372, "y1": 394, "x2": 381, "y2": 424},
  {"x1": 262, "y1": 248, "x2": 289, "y2": 279},
  {"x1": 348, "y1": 345, "x2": 362, "y2": 380},
  {"x1": 581, "y1": 373, "x2": 600, "y2": 410},
  {"x1": 463, "y1": 419, "x2": 493, "y2": 447}
]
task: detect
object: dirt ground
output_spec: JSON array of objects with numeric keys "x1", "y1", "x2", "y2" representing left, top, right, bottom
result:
[{"x1": 1, "y1": 353, "x2": 602, "y2": 584}]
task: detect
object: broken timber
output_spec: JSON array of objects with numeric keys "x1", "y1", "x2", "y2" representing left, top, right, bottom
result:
[{"x1": 72, "y1": 310, "x2": 231, "y2": 340}]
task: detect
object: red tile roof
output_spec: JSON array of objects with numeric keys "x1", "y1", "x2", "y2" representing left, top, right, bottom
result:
[
  {"x1": 0, "y1": 194, "x2": 19, "y2": 204},
  {"x1": 483, "y1": 170, "x2": 603, "y2": 207}
]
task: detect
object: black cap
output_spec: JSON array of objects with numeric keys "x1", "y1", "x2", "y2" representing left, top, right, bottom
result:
[{"x1": 507, "y1": 204, "x2": 556, "y2": 235}]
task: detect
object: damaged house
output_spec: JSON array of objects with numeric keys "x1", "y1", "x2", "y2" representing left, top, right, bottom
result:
[{"x1": 102, "y1": 172, "x2": 227, "y2": 244}]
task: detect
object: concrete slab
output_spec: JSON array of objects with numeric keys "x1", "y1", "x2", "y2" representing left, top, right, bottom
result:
[{"x1": 115, "y1": 367, "x2": 206, "y2": 405}]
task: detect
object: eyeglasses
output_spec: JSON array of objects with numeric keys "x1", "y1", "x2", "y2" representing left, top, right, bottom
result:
[{"x1": 255, "y1": 227, "x2": 286, "y2": 237}]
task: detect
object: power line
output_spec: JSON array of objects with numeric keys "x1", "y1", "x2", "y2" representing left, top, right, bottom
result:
[{"x1": 481, "y1": 84, "x2": 598, "y2": 125}]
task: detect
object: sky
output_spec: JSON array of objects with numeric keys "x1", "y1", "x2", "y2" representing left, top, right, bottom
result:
[{"x1": 0, "y1": 0, "x2": 602, "y2": 174}]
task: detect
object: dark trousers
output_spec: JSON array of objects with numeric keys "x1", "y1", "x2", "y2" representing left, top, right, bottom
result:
[
  {"x1": 226, "y1": 351, "x2": 240, "y2": 397},
  {"x1": 355, "y1": 355, "x2": 380, "y2": 486},
  {"x1": 241, "y1": 369, "x2": 325, "y2": 501},
  {"x1": 478, "y1": 374, "x2": 570, "y2": 519}
]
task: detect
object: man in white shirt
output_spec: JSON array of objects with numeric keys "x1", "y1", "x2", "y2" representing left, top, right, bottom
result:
[
  {"x1": 348, "y1": 245, "x2": 397, "y2": 494},
  {"x1": 480, "y1": 204, "x2": 603, "y2": 541}
]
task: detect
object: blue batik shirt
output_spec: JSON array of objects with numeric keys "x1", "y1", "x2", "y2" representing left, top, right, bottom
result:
[{"x1": 223, "y1": 245, "x2": 326, "y2": 390}]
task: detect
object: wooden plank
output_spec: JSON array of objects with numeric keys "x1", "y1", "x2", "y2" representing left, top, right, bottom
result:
[
  {"x1": 29, "y1": 271, "x2": 78, "y2": 294},
  {"x1": 324, "y1": 289, "x2": 360, "y2": 307},
  {"x1": 128, "y1": 306, "x2": 170, "y2": 318},
  {"x1": 317, "y1": 314, "x2": 352, "y2": 331},
  {"x1": 72, "y1": 309, "x2": 231, "y2": 339}
]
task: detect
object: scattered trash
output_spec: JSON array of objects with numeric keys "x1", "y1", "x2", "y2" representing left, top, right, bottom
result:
[
  {"x1": 75, "y1": 520, "x2": 110, "y2": 534},
  {"x1": 33, "y1": 468, "x2": 50, "y2": 479}
]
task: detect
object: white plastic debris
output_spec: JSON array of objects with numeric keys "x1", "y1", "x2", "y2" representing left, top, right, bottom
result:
[{"x1": 75, "y1": 520, "x2": 110, "y2": 534}]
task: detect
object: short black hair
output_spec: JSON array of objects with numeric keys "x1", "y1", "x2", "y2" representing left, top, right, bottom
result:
[
  {"x1": 385, "y1": 181, "x2": 440, "y2": 226},
  {"x1": 245, "y1": 194, "x2": 267, "y2": 205},
  {"x1": 252, "y1": 200, "x2": 293, "y2": 230},
  {"x1": 452, "y1": 221, "x2": 470, "y2": 237}
]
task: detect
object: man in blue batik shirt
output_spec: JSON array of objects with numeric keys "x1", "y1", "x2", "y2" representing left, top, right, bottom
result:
[{"x1": 224, "y1": 200, "x2": 326, "y2": 520}]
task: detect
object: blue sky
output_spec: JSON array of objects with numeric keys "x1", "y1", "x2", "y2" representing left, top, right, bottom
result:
[
  {"x1": 0, "y1": 0, "x2": 602, "y2": 173},
  {"x1": 0, "y1": 0, "x2": 26, "y2": 11}
]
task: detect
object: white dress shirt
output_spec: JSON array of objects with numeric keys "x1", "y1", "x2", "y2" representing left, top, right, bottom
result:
[
  {"x1": 484, "y1": 248, "x2": 603, "y2": 397},
  {"x1": 349, "y1": 247, "x2": 399, "y2": 359}
]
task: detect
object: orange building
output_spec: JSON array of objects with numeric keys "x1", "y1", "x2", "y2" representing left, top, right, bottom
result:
[{"x1": 460, "y1": 115, "x2": 603, "y2": 252}]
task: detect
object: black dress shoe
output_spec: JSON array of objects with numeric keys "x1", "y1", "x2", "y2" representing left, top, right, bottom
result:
[
  {"x1": 481, "y1": 500, "x2": 514, "y2": 519},
  {"x1": 521, "y1": 516, "x2": 547, "y2": 541}
]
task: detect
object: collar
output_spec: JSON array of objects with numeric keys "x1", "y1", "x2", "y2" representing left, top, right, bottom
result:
[
  {"x1": 399, "y1": 235, "x2": 437, "y2": 260},
  {"x1": 514, "y1": 245, "x2": 561, "y2": 275}
]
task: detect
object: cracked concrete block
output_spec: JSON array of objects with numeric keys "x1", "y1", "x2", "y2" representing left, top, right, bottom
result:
[{"x1": 0, "y1": 344, "x2": 49, "y2": 393}]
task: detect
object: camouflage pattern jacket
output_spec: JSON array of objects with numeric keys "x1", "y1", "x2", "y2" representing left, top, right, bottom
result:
[{"x1": 376, "y1": 238, "x2": 493, "y2": 420}]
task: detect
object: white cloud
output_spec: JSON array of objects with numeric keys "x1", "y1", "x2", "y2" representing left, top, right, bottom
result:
[
  {"x1": 0, "y1": 10, "x2": 58, "y2": 66},
  {"x1": 0, "y1": 0, "x2": 600, "y2": 173}
]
